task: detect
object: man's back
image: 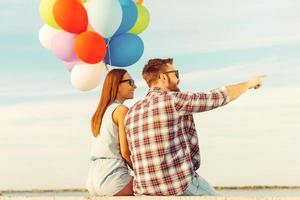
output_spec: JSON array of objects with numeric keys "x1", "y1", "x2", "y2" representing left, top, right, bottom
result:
[
  {"x1": 125, "y1": 86, "x2": 229, "y2": 195},
  {"x1": 126, "y1": 88, "x2": 197, "y2": 195}
]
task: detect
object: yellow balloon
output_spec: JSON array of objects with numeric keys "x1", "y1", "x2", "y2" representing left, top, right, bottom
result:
[
  {"x1": 39, "y1": 0, "x2": 61, "y2": 29},
  {"x1": 129, "y1": 5, "x2": 150, "y2": 35}
]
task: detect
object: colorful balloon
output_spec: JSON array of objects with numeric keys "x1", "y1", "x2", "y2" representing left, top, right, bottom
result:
[
  {"x1": 85, "y1": 0, "x2": 122, "y2": 38},
  {"x1": 105, "y1": 33, "x2": 144, "y2": 67},
  {"x1": 71, "y1": 62, "x2": 103, "y2": 91},
  {"x1": 64, "y1": 59, "x2": 81, "y2": 72},
  {"x1": 114, "y1": 0, "x2": 138, "y2": 36},
  {"x1": 129, "y1": 4, "x2": 150, "y2": 35},
  {"x1": 74, "y1": 31, "x2": 107, "y2": 64},
  {"x1": 53, "y1": 0, "x2": 88, "y2": 34},
  {"x1": 136, "y1": 0, "x2": 143, "y2": 4},
  {"x1": 39, "y1": 24, "x2": 60, "y2": 50},
  {"x1": 51, "y1": 31, "x2": 78, "y2": 62},
  {"x1": 38, "y1": 0, "x2": 150, "y2": 92},
  {"x1": 39, "y1": 0, "x2": 61, "y2": 29}
]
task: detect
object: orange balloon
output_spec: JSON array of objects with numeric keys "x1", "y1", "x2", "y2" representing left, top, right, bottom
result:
[
  {"x1": 53, "y1": 0, "x2": 88, "y2": 34},
  {"x1": 137, "y1": 0, "x2": 143, "y2": 5},
  {"x1": 75, "y1": 31, "x2": 107, "y2": 64}
]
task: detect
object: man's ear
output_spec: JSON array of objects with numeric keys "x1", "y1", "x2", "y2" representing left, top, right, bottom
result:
[{"x1": 159, "y1": 73, "x2": 166, "y2": 81}]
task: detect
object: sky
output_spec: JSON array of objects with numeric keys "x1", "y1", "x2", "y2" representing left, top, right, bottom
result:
[{"x1": 0, "y1": 0, "x2": 300, "y2": 190}]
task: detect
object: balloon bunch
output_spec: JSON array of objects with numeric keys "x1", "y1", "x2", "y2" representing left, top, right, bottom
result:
[{"x1": 38, "y1": 0, "x2": 150, "y2": 91}]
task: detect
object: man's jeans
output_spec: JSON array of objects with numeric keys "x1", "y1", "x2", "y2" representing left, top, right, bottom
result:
[{"x1": 181, "y1": 174, "x2": 218, "y2": 196}]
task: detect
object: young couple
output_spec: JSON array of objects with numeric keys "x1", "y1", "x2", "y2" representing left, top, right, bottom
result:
[{"x1": 86, "y1": 58, "x2": 266, "y2": 196}]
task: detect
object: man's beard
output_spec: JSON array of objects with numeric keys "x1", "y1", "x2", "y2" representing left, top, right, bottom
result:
[{"x1": 167, "y1": 82, "x2": 180, "y2": 92}]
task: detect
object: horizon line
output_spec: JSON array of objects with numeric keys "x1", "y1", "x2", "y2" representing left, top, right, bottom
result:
[{"x1": 2, "y1": 186, "x2": 300, "y2": 193}]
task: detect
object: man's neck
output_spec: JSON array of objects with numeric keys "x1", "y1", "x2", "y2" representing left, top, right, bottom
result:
[{"x1": 150, "y1": 83, "x2": 169, "y2": 92}]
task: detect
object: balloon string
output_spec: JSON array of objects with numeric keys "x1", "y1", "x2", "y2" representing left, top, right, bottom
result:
[
  {"x1": 137, "y1": 0, "x2": 143, "y2": 5},
  {"x1": 106, "y1": 38, "x2": 112, "y2": 73},
  {"x1": 105, "y1": 63, "x2": 109, "y2": 72}
]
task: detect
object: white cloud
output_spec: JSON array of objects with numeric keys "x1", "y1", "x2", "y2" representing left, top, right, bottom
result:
[
  {"x1": 144, "y1": 32, "x2": 300, "y2": 57},
  {"x1": 0, "y1": 85, "x2": 74, "y2": 98},
  {"x1": 193, "y1": 86, "x2": 300, "y2": 186},
  {"x1": 1, "y1": 82, "x2": 300, "y2": 188},
  {"x1": 0, "y1": 98, "x2": 96, "y2": 189},
  {"x1": 131, "y1": 56, "x2": 300, "y2": 92},
  {"x1": 142, "y1": 0, "x2": 300, "y2": 56}
]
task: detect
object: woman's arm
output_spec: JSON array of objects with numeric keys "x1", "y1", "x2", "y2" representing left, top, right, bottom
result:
[{"x1": 113, "y1": 105, "x2": 133, "y2": 169}]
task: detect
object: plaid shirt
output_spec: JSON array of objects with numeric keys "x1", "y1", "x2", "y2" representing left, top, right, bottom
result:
[{"x1": 125, "y1": 87, "x2": 229, "y2": 195}]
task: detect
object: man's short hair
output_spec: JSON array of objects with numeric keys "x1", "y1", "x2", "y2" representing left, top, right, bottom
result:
[{"x1": 142, "y1": 58, "x2": 173, "y2": 87}]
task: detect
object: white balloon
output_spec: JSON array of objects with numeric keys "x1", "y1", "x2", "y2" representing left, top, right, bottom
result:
[
  {"x1": 85, "y1": 0, "x2": 122, "y2": 38},
  {"x1": 71, "y1": 62, "x2": 103, "y2": 91},
  {"x1": 38, "y1": 24, "x2": 60, "y2": 50}
]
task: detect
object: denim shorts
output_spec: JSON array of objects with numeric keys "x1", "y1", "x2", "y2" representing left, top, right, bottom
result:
[
  {"x1": 181, "y1": 174, "x2": 218, "y2": 196},
  {"x1": 86, "y1": 158, "x2": 132, "y2": 196}
]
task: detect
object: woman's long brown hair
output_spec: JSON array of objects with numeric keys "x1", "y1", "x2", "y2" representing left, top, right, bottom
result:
[{"x1": 91, "y1": 69, "x2": 127, "y2": 137}]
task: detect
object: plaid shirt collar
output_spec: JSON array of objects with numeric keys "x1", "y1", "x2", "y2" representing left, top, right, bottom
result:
[{"x1": 147, "y1": 87, "x2": 166, "y2": 95}]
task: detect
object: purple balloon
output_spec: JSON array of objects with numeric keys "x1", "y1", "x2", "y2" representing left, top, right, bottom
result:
[
  {"x1": 51, "y1": 31, "x2": 78, "y2": 62},
  {"x1": 63, "y1": 60, "x2": 81, "y2": 72}
]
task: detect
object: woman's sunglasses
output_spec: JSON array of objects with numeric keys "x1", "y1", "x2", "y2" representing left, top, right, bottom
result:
[{"x1": 120, "y1": 79, "x2": 135, "y2": 86}]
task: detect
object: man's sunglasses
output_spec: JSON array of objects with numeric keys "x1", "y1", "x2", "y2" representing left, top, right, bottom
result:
[
  {"x1": 120, "y1": 79, "x2": 135, "y2": 86},
  {"x1": 163, "y1": 70, "x2": 179, "y2": 79}
]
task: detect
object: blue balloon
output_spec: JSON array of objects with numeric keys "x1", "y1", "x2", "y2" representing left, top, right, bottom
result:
[
  {"x1": 114, "y1": 0, "x2": 138, "y2": 36},
  {"x1": 105, "y1": 33, "x2": 144, "y2": 67}
]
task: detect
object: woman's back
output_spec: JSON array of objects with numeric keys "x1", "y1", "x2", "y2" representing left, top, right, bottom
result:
[
  {"x1": 87, "y1": 69, "x2": 136, "y2": 196},
  {"x1": 90, "y1": 101, "x2": 122, "y2": 159},
  {"x1": 87, "y1": 101, "x2": 131, "y2": 196}
]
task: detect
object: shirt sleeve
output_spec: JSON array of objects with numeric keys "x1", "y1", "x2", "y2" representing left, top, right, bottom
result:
[{"x1": 172, "y1": 86, "x2": 230, "y2": 116}]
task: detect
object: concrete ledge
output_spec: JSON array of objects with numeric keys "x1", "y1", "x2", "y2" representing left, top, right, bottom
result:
[{"x1": 1, "y1": 197, "x2": 300, "y2": 200}]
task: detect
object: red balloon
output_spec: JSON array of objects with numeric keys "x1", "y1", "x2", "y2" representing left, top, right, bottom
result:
[
  {"x1": 75, "y1": 31, "x2": 107, "y2": 64},
  {"x1": 53, "y1": 0, "x2": 88, "y2": 34}
]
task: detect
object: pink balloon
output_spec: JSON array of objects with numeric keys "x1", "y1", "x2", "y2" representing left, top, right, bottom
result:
[
  {"x1": 51, "y1": 31, "x2": 78, "y2": 62},
  {"x1": 63, "y1": 60, "x2": 81, "y2": 72}
]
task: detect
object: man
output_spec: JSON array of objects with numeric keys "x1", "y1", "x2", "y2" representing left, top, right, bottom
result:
[{"x1": 125, "y1": 58, "x2": 266, "y2": 196}]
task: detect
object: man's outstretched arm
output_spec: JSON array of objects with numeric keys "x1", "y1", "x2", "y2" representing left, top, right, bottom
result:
[
  {"x1": 226, "y1": 74, "x2": 266, "y2": 102},
  {"x1": 173, "y1": 74, "x2": 266, "y2": 115}
]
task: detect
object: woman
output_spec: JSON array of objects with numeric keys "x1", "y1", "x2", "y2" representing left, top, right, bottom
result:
[{"x1": 86, "y1": 69, "x2": 137, "y2": 196}]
